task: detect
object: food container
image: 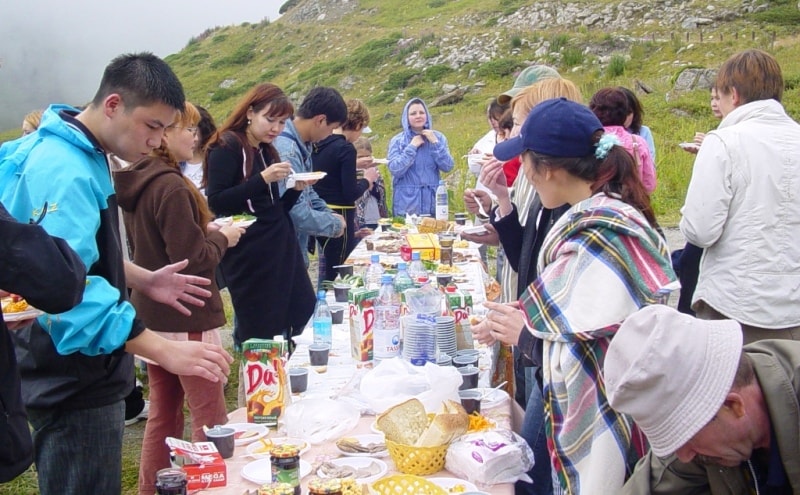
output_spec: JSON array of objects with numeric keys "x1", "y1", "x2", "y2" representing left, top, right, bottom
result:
[
  {"x1": 241, "y1": 339, "x2": 290, "y2": 425},
  {"x1": 348, "y1": 288, "x2": 378, "y2": 362},
  {"x1": 400, "y1": 233, "x2": 440, "y2": 262},
  {"x1": 165, "y1": 438, "x2": 227, "y2": 491}
]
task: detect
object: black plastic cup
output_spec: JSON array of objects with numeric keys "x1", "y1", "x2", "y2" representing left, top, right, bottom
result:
[
  {"x1": 205, "y1": 426, "x2": 235, "y2": 459},
  {"x1": 308, "y1": 343, "x2": 331, "y2": 366},
  {"x1": 289, "y1": 367, "x2": 309, "y2": 393},
  {"x1": 459, "y1": 389, "x2": 482, "y2": 414},
  {"x1": 453, "y1": 354, "x2": 478, "y2": 368},
  {"x1": 333, "y1": 285, "x2": 350, "y2": 303},
  {"x1": 334, "y1": 264, "x2": 354, "y2": 277},
  {"x1": 330, "y1": 304, "x2": 345, "y2": 324},
  {"x1": 458, "y1": 365, "x2": 479, "y2": 390}
]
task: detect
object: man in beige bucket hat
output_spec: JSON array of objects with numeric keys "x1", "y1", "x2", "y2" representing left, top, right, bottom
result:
[{"x1": 605, "y1": 305, "x2": 800, "y2": 494}]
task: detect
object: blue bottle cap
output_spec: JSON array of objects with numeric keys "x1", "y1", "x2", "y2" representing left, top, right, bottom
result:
[
  {"x1": 381, "y1": 274, "x2": 393, "y2": 284},
  {"x1": 371, "y1": 254, "x2": 380, "y2": 263},
  {"x1": 317, "y1": 290, "x2": 326, "y2": 299},
  {"x1": 398, "y1": 262, "x2": 407, "y2": 270}
]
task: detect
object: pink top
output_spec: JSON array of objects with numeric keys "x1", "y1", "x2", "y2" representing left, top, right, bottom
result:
[{"x1": 603, "y1": 126, "x2": 657, "y2": 193}]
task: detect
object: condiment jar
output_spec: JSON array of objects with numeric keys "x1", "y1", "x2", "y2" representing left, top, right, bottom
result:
[
  {"x1": 270, "y1": 445, "x2": 301, "y2": 495},
  {"x1": 308, "y1": 477, "x2": 343, "y2": 495},
  {"x1": 155, "y1": 468, "x2": 187, "y2": 495},
  {"x1": 259, "y1": 482, "x2": 296, "y2": 495}
]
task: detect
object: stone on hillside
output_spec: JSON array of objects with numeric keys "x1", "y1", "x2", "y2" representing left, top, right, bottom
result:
[
  {"x1": 339, "y1": 75, "x2": 357, "y2": 90},
  {"x1": 673, "y1": 68, "x2": 718, "y2": 92},
  {"x1": 681, "y1": 16, "x2": 714, "y2": 29},
  {"x1": 441, "y1": 83, "x2": 458, "y2": 92},
  {"x1": 429, "y1": 88, "x2": 466, "y2": 108},
  {"x1": 220, "y1": 79, "x2": 236, "y2": 89}
]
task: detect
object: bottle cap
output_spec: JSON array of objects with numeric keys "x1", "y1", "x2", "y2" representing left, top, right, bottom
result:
[
  {"x1": 398, "y1": 262, "x2": 407, "y2": 270},
  {"x1": 412, "y1": 251, "x2": 421, "y2": 260},
  {"x1": 317, "y1": 290, "x2": 326, "y2": 300},
  {"x1": 381, "y1": 274, "x2": 393, "y2": 284},
  {"x1": 371, "y1": 254, "x2": 380, "y2": 262}
]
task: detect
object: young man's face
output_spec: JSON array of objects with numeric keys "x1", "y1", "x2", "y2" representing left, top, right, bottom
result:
[
  {"x1": 311, "y1": 115, "x2": 340, "y2": 143},
  {"x1": 104, "y1": 95, "x2": 178, "y2": 162}
]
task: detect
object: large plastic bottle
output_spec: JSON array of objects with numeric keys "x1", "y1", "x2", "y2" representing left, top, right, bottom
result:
[
  {"x1": 365, "y1": 253, "x2": 384, "y2": 290},
  {"x1": 312, "y1": 290, "x2": 332, "y2": 345},
  {"x1": 407, "y1": 251, "x2": 428, "y2": 285},
  {"x1": 435, "y1": 179, "x2": 449, "y2": 221},
  {"x1": 374, "y1": 274, "x2": 401, "y2": 363}
]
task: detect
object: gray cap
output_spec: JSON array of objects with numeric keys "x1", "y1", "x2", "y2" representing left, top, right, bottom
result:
[{"x1": 497, "y1": 65, "x2": 561, "y2": 105}]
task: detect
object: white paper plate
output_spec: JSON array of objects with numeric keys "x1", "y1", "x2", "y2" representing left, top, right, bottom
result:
[
  {"x1": 428, "y1": 477, "x2": 478, "y2": 493},
  {"x1": 678, "y1": 142, "x2": 700, "y2": 152},
  {"x1": 322, "y1": 457, "x2": 387, "y2": 483},
  {"x1": 291, "y1": 171, "x2": 327, "y2": 181},
  {"x1": 214, "y1": 216, "x2": 256, "y2": 228},
  {"x1": 335, "y1": 434, "x2": 388, "y2": 458},
  {"x1": 225, "y1": 423, "x2": 269, "y2": 446},
  {"x1": 460, "y1": 225, "x2": 488, "y2": 235},
  {"x1": 2, "y1": 307, "x2": 44, "y2": 322},
  {"x1": 370, "y1": 420, "x2": 381, "y2": 434},
  {"x1": 241, "y1": 458, "x2": 311, "y2": 485},
  {"x1": 372, "y1": 158, "x2": 389, "y2": 164},
  {"x1": 246, "y1": 437, "x2": 311, "y2": 458}
]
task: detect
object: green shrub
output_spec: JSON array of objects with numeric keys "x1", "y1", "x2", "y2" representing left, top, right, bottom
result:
[
  {"x1": 428, "y1": 0, "x2": 445, "y2": 7},
  {"x1": 384, "y1": 69, "x2": 420, "y2": 90},
  {"x1": 210, "y1": 43, "x2": 255, "y2": 68},
  {"x1": 484, "y1": 16, "x2": 499, "y2": 27},
  {"x1": 424, "y1": 64, "x2": 454, "y2": 82},
  {"x1": 607, "y1": 54, "x2": 627, "y2": 77},
  {"x1": 562, "y1": 46, "x2": 584, "y2": 67},
  {"x1": 212, "y1": 34, "x2": 228, "y2": 44},
  {"x1": 421, "y1": 46, "x2": 440, "y2": 58},
  {"x1": 297, "y1": 60, "x2": 348, "y2": 83},
  {"x1": 368, "y1": 91, "x2": 399, "y2": 106},
  {"x1": 510, "y1": 36, "x2": 522, "y2": 49},
  {"x1": 476, "y1": 59, "x2": 522, "y2": 78},
  {"x1": 550, "y1": 34, "x2": 570, "y2": 52},
  {"x1": 751, "y1": 4, "x2": 800, "y2": 25},
  {"x1": 351, "y1": 34, "x2": 403, "y2": 68},
  {"x1": 260, "y1": 68, "x2": 281, "y2": 82}
]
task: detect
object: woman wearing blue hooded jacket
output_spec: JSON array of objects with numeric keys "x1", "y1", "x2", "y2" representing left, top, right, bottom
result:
[{"x1": 387, "y1": 98, "x2": 454, "y2": 216}]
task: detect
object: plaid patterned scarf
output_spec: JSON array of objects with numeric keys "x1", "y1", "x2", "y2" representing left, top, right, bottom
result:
[{"x1": 521, "y1": 193, "x2": 676, "y2": 494}]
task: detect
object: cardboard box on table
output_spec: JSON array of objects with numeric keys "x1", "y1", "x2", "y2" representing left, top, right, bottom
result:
[
  {"x1": 445, "y1": 289, "x2": 474, "y2": 350},
  {"x1": 241, "y1": 339, "x2": 290, "y2": 425},
  {"x1": 166, "y1": 437, "x2": 227, "y2": 490},
  {"x1": 400, "y1": 233, "x2": 441, "y2": 261}
]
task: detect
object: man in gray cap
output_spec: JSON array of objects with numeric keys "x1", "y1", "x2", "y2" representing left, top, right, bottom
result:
[{"x1": 605, "y1": 305, "x2": 800, "y2": 494}]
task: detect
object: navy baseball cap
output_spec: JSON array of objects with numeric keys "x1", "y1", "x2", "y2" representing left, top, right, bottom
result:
[{"x1": 493, "y1": 98, "x2": 604, "y2": 161}]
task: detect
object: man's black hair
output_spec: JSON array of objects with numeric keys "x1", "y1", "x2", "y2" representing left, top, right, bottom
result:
[
  {"x1": 296, "y1": 87, "x2": 347, "y2": 124},
  {"x1": 91, "y1": 52, "x2": 185, "y2": 111}
]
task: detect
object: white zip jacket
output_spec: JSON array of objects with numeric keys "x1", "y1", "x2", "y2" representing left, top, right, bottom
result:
[{"x1": 680, "y1": 98, "x2": 800, "y2": 328}]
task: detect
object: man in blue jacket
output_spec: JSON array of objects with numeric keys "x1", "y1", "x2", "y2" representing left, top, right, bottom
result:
[
  {"x1": 0, "y1": 52, "x2": 233, "y2": 495},
  {"x1": 275, "y1": 87, "x2": 347, "y2": 267}
]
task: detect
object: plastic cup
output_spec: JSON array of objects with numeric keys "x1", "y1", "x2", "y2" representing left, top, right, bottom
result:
[
  {"x1": 333, "y1": 285, "x2": 350, "y2": 303},
  {"x1": 453, "y1": 354, "x2": 478, "y2": 368},
  {"x1": 455, "y1": 349, "x2": 480, "y2": 358},
  {"x1": 204, "y1": 426, "x2": 235, "y2": 459},
  {"x1": 436, "y1": 353, "x2": 453, "y2": 367},
  {"x1": 330, "y1": 304, "x2": 345, "y2": 324},
  {"x1": 288, "y1": 367, "x2": 309, "y2": 393},
  {"x1": 308, "y1": 343, "x2": 331, "y2": 366},
  {"x1": 436, "y1": 274, "x2": 453, "y2": 287},
  {"x1": 458, "y1": 365, "x2": 479, "y2": 390},
  {"x1": 458, "y1": 389, "x2": 482, "y2": 414}
]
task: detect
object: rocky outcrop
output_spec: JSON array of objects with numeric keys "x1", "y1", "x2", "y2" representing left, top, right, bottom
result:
[
  {"x1": 283, "y1": 0, "x2": 357, "y2": 23},
  {"x1": 673, "y1": 68, "x2": 718, "y2": 91}
]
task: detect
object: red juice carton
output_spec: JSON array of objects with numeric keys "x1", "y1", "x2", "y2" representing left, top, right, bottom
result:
[{"x1": 241, "y1": 339, "x2": 290, "y2": 425}]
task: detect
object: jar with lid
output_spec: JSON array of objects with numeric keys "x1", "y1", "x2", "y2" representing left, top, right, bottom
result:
[
  {"x1": 270, "y1": 445, "x2": 301, "y2": 495},
  {"x1": 259, "y1": 482, "x2": 296, "y2": 495},
  {"x1": 308, "y1": 477, "x2": 343, "y2": 495},
  {"x1": 155, "y1": 468, "x2": 187, "y2": 495}
]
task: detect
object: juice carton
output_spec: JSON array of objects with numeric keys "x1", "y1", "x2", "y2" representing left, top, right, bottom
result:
[
  {"x1": 241, "y1": 339, "x2": 290, "y2": 425},
  {"x1": 445, "y1": 288, "x2": 473, "y2": 336},
  {"x1": 348, "y1": 288, "x2": 378, "y2": 362},
  {"x1": 166, "y1": 437, "x2": 227, "y2": 490}
]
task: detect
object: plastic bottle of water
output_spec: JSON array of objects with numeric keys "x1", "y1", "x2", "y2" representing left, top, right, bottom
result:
[
  {"x1": 435, "y1": 179, "x2": 449, "y2": 221},
  {"x1": 394, "y1": 262, "x2": 415, "y2": 296},
  {"x1": 365, "y1": 253, "x2": 384, "y2": 290},
  {"x1": 407, "y1": 251, "x2": 428, "y2": 285},
  {"x1": 312, "y1": 290, "x2": 332, "y2": 345},
  {"x1": 375, "y1": 274, "x2": 401, "y2": 363}
]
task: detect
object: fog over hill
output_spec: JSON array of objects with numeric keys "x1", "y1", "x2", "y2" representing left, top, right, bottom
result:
[{"x1": 0, "y1": 0, "x2": 283, "y2": 131}]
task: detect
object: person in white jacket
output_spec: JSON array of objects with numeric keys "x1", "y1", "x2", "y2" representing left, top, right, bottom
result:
[{"x1": 680, "y1": 49, "x2": 800, "y2": 343}]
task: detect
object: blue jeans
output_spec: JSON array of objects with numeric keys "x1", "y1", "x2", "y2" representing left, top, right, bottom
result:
[
  {"x1": 515, "y1": 367, "x2": 553, "y2": 495},
  {"x1": 27, "y1": 401, "x2": 125, "y2": 495}
]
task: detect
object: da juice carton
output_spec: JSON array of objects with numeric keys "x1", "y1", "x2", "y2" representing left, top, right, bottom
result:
[
  {"x1": 348, "y1": 288, "x2": 378, "y2": 362},
  {"x1": 241, "y1": 339, "x2": 290, "y2": 425}
]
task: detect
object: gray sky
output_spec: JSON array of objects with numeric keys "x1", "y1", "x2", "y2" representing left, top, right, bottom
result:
[{"x1": 0, "y1": 0, "x2": 284, "y2": 130}]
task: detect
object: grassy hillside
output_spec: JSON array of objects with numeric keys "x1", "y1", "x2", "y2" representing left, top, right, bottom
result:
[{"x1": 162, "y1": 0, "x2": 800, "y2": 224}]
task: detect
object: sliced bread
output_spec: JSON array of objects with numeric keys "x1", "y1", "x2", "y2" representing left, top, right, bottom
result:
[{"x1": 376, "y1": 398, "x2": 430, "y2": 445}]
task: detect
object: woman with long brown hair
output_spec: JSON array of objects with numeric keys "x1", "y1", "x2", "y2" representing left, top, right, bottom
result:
[
  {"x1": 204, "y1": 83, "x2": 315, "y2": 348},
  {"x1": 113, "y1": 101, "x2": 244, "y2": 495}
]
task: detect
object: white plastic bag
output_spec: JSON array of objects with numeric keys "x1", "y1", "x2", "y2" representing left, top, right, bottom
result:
[
  {"x1": 282, "y1": 398, "x2": 360, "y2": 444},
  {"x1": 359, "y1": 358, "x2": 461, "y2": 413},
  {"x1": 445, "y1": 429, "x2": 534, "y2": 485}
]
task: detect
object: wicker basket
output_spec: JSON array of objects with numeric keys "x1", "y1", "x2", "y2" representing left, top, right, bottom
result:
[
  {"x1": 385, "y1": 439, "x2": 448, "y2": 476},
  {"x1": 371, "y1": 474, "x2": 448, "y2": 495}
]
